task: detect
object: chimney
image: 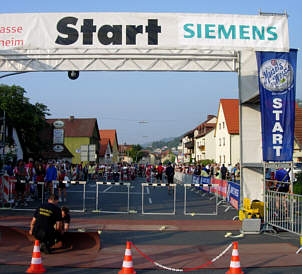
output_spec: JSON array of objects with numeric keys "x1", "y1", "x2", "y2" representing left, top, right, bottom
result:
[{"x1": 69, "y1": 115, "x2": 74, "y2": 121}]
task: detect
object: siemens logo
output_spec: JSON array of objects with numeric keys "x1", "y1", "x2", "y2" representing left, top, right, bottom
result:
[
  {"x1": 183, "y1": 24, "x2": 278, "y2": 41},
  {"x1": 55, "y1": 17, "x2": 161, "y2": 46}
]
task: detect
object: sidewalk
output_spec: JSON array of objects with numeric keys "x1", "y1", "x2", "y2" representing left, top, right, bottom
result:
[{"x1": 0, "y1": 214, "x2": 301, "y2": 270}]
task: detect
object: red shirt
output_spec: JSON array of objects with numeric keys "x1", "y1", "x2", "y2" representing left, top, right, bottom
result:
[{"x1": 157, "y1": 165, "x2": 164, "y2": 174}]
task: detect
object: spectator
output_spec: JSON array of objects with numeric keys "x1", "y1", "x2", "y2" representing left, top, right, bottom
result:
[
  {"x1": 201, "y1": 165, "x2": 210, "y2": 177},
  {"x1": 193, "y1": 165, "x2": 201, "y2": 176},
  {"x1": 274, "y1": 168, "x2": 291, "y2": 217},
  {"x1": 221, "y1": 164, "x2": 227, "y2": 180},
  {"x1": 35, "y1": 161, "x2": 45, "y2": 200},
  {"x1": 165, "y1": 162, "x2": 175, "y2": 193},
  {"x1": 156, "y1": 162, "x2": 164, "y2": 183},
  {"x1": 25, "y1": 158, "x2": 35, "y2": 202},
  {"x1": 215, "y1": 166, "x2": 221, "y2": 179},
  {"x1": 4, "y1": 161, "x2": 14, "y2": 176},
  {"x1": 88, "y1": 162, "x2": 96, "y2": 181},
  {"x1": 13, "y1": 159, "x2": 28, "y2": 207},
  {"x1": 275, "y1": 168, "x2": 290, "y2": 193},
  {"x1": 234, "y1": 163, "x2": 240, "y2": 182},
  {"x1": 57, "y1": 167, "x2": 67, "y2": 202},
  {"x1": 45, "y1": 160, "x2": 57, "y2": 195}
]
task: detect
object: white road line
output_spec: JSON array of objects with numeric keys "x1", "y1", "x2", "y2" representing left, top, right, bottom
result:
[
  {"x1": 103, "y1": 186, "x2": 113, "y2": 193},
  {"x1": 68, "y1": 190, "x2": 146, "y2": 195},
  {"x1": 146, "y1": 187, "x2": 150, "y2": 194},
  {"x1": 68, "y1": 190, "x2": 96, "y2": 193},
  {"x1": 148, "y1": 197, "x2": 152, "y2": 204}
]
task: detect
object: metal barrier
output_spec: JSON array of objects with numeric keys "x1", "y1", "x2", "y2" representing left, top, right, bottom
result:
[
  {"x1": 141, "y1": 183, "x2": 176, "y2": 215},
  {"x1": 63, "y1": 180, "x2": 87, "y2": 212},
  {"x1": 93, "y1": 181, "x2": 130, "y2": 214},
  {"x1": 0, "y1": 176, "x2": 15, "y2": 209},
  {"x1": 265, "y1": 188, "x2": 302, "y2": 236},
  {"x1": 184, "y1": 183, "x2": 218, "y2": 215}
]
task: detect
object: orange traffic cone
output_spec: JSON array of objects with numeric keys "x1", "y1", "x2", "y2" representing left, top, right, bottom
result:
[
  {"x1": 226, "y1": 241, "x2": 244, "y2": 274},
  {"x1": 26, "y1": 240, "x2": 46, "y2": 273},
  {"x1": 119, "y1": 241, "x2": 136, "y2": 274}
]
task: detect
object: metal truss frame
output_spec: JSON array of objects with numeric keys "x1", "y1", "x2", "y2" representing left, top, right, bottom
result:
[{"x1": 0, "y1": 48, "x2": 239, "y2": 72}]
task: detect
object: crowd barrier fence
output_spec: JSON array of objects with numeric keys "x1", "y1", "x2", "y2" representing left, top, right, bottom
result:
[
  {"x1": 93, "y1": 181, "x2": 130, "y2": 214},
  {"x1": 264, "y1": 181, "x2": 302, "y2": 237},
  {"x1": 141, "y1": 183, "x2": 176, "y2": 215},
  {"x1": 1, "y1": 174, "x2": 239, "y2": 214},
  {"x1": 175, "y1": 172, "x2": 240, "y2": 211}
]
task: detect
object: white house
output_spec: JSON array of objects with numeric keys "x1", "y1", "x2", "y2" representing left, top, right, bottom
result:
[
  {"x1": 181, "y1": 130, "x2": 194, "y2": 164},
  {"x1": 194, "y1": 115, "x2": 217, "y2": 162},
  {"x1": 215, "y1": 99, "x2": 240, "y2": 166},
  {"x1": 99, "y1": 138, "x2": 113, "y2": 164}
]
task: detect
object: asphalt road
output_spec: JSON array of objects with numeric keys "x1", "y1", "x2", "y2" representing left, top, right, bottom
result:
[
  {"x1": 1, "y1": 176, "x2": 301, "y2": 273},
  {"x1": 1, "y1": 264, "x2": 302, "y2": 273}
]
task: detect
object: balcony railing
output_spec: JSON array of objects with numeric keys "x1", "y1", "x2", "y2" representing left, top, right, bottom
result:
[
  {"x1": 184, "y1": 141, "x2": 194, "y2": 149},
  {"x1": 198, "y1": 145, "x2": 205, "y2": 151}
]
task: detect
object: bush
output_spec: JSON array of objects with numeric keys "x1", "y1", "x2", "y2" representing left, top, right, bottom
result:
[{"x1": 293, "y1": 181, "x2": 302, "y2": 195}]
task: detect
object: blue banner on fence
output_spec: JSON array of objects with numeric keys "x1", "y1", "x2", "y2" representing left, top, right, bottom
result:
[
  {"x1": 201, "y1": 176, "x2": 211, "y2": 185},
  {"x1": 192, "y1": 174, "x2": 200, "y2": 184},
  {"x1": 227, "y1": 182, "x2": 240, "y2": 210},
  {"x1": 256, "y1": 49, "x2": 297, "y2": 161}
]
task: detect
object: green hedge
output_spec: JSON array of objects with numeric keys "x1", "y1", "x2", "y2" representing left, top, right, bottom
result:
[{"x1": 293, "y1": 181, "x2": 302, "y2": 195}]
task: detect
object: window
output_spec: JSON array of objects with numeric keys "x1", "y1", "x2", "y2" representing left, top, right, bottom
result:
[
  {"x1": 219, "y1": 123, "x2": 221, "y2": 130},
  {"x1": 223, "y1": 122, "x2": 225, "y2": 129},
  {"x1": 223, "y1": 155, "x2": 226, "y2": 163},
  {"x1": 223, "y1": 137, "x2": 225, "y2": 146}
]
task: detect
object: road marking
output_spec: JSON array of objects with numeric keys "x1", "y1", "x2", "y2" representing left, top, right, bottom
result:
[
  {"x1": 68, "y1": 190, "x2": 147, "y2": 195},
  {"x1": 68, "y1": 190, "x2": 96, "y2": 193},
  {"x1": 146, "y1": 187, "x2": 150, "y2": 194},
  {"x1": 103, "y1": 186, "x2": 113, "y2": 193},
  {"x1": 149, "y1": 197, "x2": 152, "y2": 204}
]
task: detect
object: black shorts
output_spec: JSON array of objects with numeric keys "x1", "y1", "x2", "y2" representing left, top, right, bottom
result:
[
  {"x1": 278, "y1": 185, "x2": 289, "y2": 193},
  {"x1": 58, "y1": 182, "x2": 66, "y2": 189},
  {"x1": 15, "y1": 182, "x2": 25, "y2": 193},
  {"x1": 167, "y1": 176, "x2": 173, "y2": 184},
  {"x1": 156, "y1": 173, "x2": 163, "y2": 180}
]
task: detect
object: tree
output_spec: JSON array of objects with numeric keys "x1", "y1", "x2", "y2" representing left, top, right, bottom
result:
[
  {"x1": 0, "y1": 84, "x2": 50, "y2": 159},
  {"x1": 128, "y1": 144, "x2": 143, "y2": 163}
]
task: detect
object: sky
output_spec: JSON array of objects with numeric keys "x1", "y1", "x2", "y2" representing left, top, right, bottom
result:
[{"x1": 0, "y1": 0, "x2": 301, "y2": 145}]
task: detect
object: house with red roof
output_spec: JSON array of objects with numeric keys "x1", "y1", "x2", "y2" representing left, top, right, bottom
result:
[
  {"x1": 215, "y1": 99, "x2": 240, "y2": 166},
  {"x1": 99, "y1": 129, "x2": 119, "y2": 163},
  {"x1": 46, "y1": 116, "x2": 100, "y2": 164},
  {"x1": 99, "y1": 138, "x2": 112, "y2": 164}
]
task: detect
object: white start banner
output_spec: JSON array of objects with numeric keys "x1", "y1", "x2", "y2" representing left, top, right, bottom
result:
[{"x1": 0, "y1": 12, "x2": 289, "y2": 51}]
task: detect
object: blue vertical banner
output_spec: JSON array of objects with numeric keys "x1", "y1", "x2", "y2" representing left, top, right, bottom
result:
[{"x1": 257, "y1": 49, "x2": 297, "y2": 161}]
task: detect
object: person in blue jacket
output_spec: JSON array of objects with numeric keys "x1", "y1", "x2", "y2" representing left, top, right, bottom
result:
[{"x1": 45, "y1": 160, "x2": 57, "y2": 196}]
